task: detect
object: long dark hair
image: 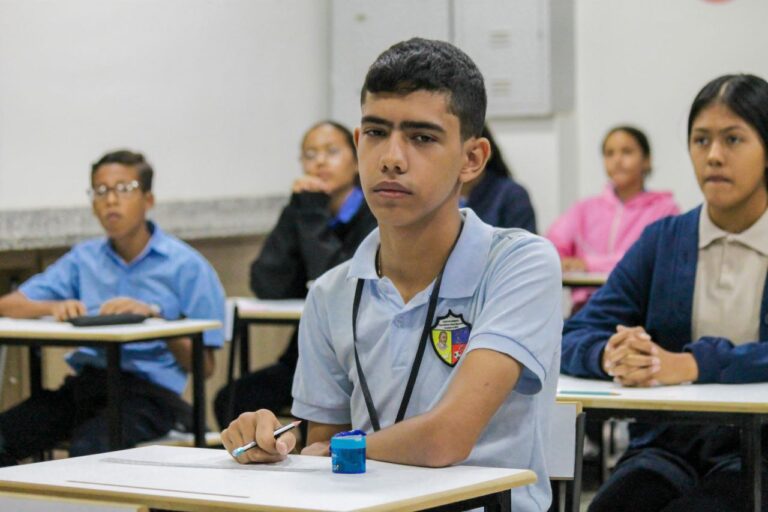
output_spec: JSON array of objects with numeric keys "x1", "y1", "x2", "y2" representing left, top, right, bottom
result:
[{"x1": 482, "y1": 125, "x2": 512, "y2": 178}]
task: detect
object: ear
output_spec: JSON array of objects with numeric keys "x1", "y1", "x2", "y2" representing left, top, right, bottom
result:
[
  {"x1": 143, "y1": 191, "x2": 155, "y2": 210},
  {"x1": 353, "y1": 127, "x2": 361, "y2": 149},
  {"x1": 459, "y1": 136, "x2": 491, "y2": 184}
]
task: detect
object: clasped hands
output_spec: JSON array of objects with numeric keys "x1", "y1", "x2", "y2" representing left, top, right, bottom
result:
[{"x1": 602, "y1": 325, "x2": 698, "y2": 387}]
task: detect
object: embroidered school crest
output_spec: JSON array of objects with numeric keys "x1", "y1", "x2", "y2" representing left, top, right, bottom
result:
[{"x1": 430, "y1": 310, "x2": 472, "y2": 366}]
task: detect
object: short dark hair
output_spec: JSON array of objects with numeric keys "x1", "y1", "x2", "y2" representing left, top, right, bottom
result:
[
  {"x1": 361, "y1": 38, "x2": 486, "y2": 140},
  {"x1": 302, "y1": 120, "x2": 357, "y2": 160},
  {"x1": 482, "y1": 125, "x2": 512, "y2": 178},
  {"x1": 688, "y1": 74, "x2": 768, "y2": 190},
  {"x1": 602, "y1": 125, "x2": 652, "y2": 175},
  {"x1": 91, "y1": 150, "x2": 154, "y2": 191}
]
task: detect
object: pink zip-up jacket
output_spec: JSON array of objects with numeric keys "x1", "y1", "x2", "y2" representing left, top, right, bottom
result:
[{"x1": 547, "y1": 184, "x2": 679, "y2": 274}]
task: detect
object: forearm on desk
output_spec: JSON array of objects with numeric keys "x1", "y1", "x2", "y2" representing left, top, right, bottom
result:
[
  {"x1": 0, "y1": 291, "x2": 55, "y2": 318},
  {"x1": 367, "y1": 349, "x2": 522, "y2": 468}
]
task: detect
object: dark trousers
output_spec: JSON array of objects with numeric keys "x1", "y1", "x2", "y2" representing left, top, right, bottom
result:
[
  {"x1": 0, "y1": 366, "x2": 190, "y2": 464},
  {"x1": 214, "y1": 361, "x2": 294, "y2": 429},
  {"x1": 589, "y1": 447, "x2": 768, "y2": 512}
]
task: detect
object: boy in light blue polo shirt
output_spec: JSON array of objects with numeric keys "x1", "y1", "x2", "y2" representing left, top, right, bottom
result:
[
  {"x1": 221, "y1": 39, "x2": 561, "y2": 512},
  {"x1": 0, "y1": 150, "x2": 225, "y2": 463}
]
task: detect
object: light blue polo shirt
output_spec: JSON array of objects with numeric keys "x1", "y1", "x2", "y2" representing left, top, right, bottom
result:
[
  {"x1": 19, "y1": 222, "x2": 226, "y2": 395},
  {"x1": 292, "y1": 209, "x2": 562, "y2": 512}
]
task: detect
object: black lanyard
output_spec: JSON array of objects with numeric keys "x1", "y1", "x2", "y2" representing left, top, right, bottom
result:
[{"x1": 351, "y1": 222, "x2": 463, "y2": 432}]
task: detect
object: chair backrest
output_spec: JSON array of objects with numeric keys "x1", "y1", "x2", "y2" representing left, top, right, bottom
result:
[
  {"x1": 547, "y1": 400, "x2": 584, "y2": 479},
  {"x1": 0, "y1": 492, "x2": 148, "y2": 512}
]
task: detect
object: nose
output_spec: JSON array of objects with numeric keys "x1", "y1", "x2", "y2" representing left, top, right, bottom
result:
[
  {"x1": 706, "y1": 140, "x2": 724, "y2": 166},
  {"x1": 380, "y1": 135, "x2": 407, "y2": 175},
  {"x1": 104, "y1": 189, "x2": 120, "y2": 205}
]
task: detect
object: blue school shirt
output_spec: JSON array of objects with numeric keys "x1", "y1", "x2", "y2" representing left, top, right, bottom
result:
[
  {"x1": 19, "y1": 222, "x2": 226, "y2": 395},
  {"x1": 292, "y1": 209, "x2": 562, "y2": 512}
]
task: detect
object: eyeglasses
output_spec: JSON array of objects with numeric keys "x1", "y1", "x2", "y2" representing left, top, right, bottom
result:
[
  {"x1": 87, "y1": 180, "x2": 142, "y2": 201},
  {"x1": 301, "y1": 146, "x2": 343, "y2": 162}
]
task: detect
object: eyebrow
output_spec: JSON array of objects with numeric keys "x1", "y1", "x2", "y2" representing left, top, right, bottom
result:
[
  {"x1": 692, "y1": 125, "x2": 747, "y2": 133},
  {"x1": 361, "y1": 116, "x2": 446, "y2": 134}
]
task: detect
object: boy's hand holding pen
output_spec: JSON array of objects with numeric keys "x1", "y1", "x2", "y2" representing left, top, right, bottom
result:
[{"x1": 221, "y1": 409, "x2": 301, "y2": 464}]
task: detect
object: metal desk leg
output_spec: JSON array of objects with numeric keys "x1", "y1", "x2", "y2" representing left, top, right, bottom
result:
[
  {"x1": 238, "y1": 318, "x2": 250, "y2": 378},
  {"x1": 225, "y1": 312, "x2": 241, "y2": 424},
  {"x1": 106, "y1": 345, "x2": 123, "y2": 450},
  {"x1": 28, "y1": 346, "x2": 43, "y2": 396},
  {"x1": 742, "y1": 414, "x2": 762, "y2": 512},
  {"x1": 192, "y1": 334, "x2": 206, "y2": 447}
]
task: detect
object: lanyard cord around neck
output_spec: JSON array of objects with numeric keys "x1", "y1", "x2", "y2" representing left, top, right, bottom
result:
[{"x1": 351, "y1": 221, "x2": 464, "y2": 432}]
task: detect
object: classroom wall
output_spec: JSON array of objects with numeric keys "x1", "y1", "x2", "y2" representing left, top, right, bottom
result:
[
  {"x1": 0, "y1": 0, "x2": 328, "y2": 211},
  {"x1": 573, "y1": 0, "x2": 768, "y2": 217}
]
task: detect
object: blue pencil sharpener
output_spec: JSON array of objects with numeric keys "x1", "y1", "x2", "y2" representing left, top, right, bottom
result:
[{"x1": 330, "y1": 430, "x2": 366, "y2": 474}]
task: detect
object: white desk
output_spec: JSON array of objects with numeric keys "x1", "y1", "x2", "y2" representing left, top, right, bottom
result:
[
  {"x1": 0, "y1": 318, "x2": 221, "y2": 449},
  {"x1": 0, "y1": 445, "x2": 536, "y2": 512},
  {"x1": 557, "y1": 375, "x2": 768, "y2": 512}
]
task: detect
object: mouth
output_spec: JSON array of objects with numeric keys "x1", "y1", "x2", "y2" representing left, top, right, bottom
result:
[
  {"x1": 104, "y1": 212, "x2": 122, "y2": 222},
  {"x1": 704, "y1": 175, "x2": 732, "y2": 185},
  {"x1": 372, "y1": 181, "x2": 412, "y2": 199}
]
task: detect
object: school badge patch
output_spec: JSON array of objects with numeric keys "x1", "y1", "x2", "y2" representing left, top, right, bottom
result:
[{"x1": 430, "y1": 310, "x2": 472, "y2": 367}]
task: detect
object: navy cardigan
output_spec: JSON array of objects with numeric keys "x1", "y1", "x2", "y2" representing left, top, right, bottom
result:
[
  {"x1": 466, "y1": 172, "x2": 537, "y2": 233},
  {"x1": 562, "y1": 205, "x2": 768, "y2": 384}
]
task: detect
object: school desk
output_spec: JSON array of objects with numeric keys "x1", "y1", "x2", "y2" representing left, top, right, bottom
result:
[
  {"x1": 0, "y1": 445, "x2": 536, "y2": 512},
  {"x1": 223, "y1": 298, "x2": 304, "y2": 419},
  {"x1": 0, "y1": 318, "x2": 221, "y2": 450},
  {"x1": 557, "y1": 374, "x2": 768, "y2": 512}
]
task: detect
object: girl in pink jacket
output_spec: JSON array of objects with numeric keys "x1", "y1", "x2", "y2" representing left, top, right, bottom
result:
[{"x1": 547, "y1": 126, "x2": 679, "y2": 304}]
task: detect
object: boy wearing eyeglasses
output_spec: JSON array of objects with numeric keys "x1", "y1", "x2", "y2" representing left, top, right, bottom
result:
[{"x1": 0, "y1": 150, "x2": 225, "y2": 464}]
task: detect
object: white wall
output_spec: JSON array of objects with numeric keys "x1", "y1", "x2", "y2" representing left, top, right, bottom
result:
[
  {"x1": 574, "y1": 0, "x2": 768, "y2": 216},
  {"x1": 0, "y1": 0, "x2": 328, "y2": 211},
  {"x1": 3, "y1": 0, "x2": 768, "y2": 229}
]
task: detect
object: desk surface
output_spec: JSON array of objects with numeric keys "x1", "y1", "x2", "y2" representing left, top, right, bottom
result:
[
  {"x1": 0, "y1": 318, "x2": 221, "y2": 342},
  {"x1": 234, "y1": 298, "x2": 304, "y2": 321},
  {"x1": 0, "y1": 446, "x2": 536, "y2": 512},
  {"x1": 557, "y1": 375, "x2": 768, "y2": 414},
  {"x1": 561, "y1": 272, "x2": 608, "y2": 287}
]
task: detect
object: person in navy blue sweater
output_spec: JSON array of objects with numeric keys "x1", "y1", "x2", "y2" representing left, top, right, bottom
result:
[
  {"x1": 562, "y1": 74, "x2": 768, "y2": 512},
  {"x1": 461, "y1": 126, "x2": 537, "y2": 232}
]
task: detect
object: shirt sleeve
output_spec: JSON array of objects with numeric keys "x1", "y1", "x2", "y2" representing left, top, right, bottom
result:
[
  {"x1": 18, "y1": 250, "x2": 80, "y2": 301},
  {"x1": 465, "y1": 235, "x2": 563, "y2": 394},
  {"x1": 291, "y1": 284, "x2": 353, "y2": 425},
  {"x1": 176, "y1": 256, "x2": 226, "y2": 348},
  {"x1": 545, "y1": 205, "x2": 579, "y2": 259}
]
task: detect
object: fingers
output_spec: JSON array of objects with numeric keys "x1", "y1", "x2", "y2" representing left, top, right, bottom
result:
[
  {"x1": 53, "y1": 300, "x2": 87, "y2": 320},
  {"x1": 100, "y1": 298, "x2": 150, "y2": 316},
  {"x1": 301, "y1": 441, "x2": 330, "y2": 457},
  {"x1": 220, "y1": 410, "x2": 292, "y2": 464},
  {"x1": 292, "y1": 176, "x2": 329, "y2": 194}
]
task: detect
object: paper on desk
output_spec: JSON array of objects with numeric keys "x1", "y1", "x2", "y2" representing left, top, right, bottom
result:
[{"x1": 100, "y1": 449, "x2": 322, "y2": 473}]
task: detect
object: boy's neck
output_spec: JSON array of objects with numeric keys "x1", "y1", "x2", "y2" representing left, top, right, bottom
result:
[
  {"x1": 378, "y1": 207, "x2": 462, "y2": 304},
  {"x1": 111, "y1": 222, "x2": 152, "y2": 264}
]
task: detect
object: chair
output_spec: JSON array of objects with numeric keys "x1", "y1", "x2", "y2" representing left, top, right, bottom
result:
[
  {"x1": 547, "y1": 401, "x2": 586, "y2": 512},
  {"x1": 0, "y1": 491, "x2": 148, "y2": 511}
]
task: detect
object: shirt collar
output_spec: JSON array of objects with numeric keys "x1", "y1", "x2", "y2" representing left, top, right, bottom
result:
[
  {"x1": 699, "y1": 205, "x2": 768, "y2": 256},
  {"x1": 347, "y1": 208, "x2": 493, "y2": 299},
  {"x1": 100, "y1": 220, "x2": 171, "y2": 265},
  {"x1": 329, "y1": 187, "x2": 364, "y2": 228}
]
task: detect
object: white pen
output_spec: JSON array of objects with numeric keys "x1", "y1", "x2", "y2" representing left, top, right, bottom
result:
[{"x1": 231, "y1": 420, "x2": 301, "y2": 457}]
